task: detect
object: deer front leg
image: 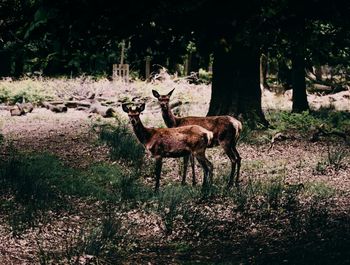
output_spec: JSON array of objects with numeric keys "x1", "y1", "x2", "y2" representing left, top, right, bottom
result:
[
  {"x1": 154, "y1": 157, "x2": 163, "y2": 192},
  {"x1": 190, "y1": 154, "x2": 196, "y2": 186},
  {"x1": 232, "y1": 146, "x2": 241, "y2": 187}
]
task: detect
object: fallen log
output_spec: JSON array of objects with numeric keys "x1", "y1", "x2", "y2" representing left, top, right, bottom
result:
[
  {"x1": 10, "y1": 105, "x2": 25, "y2": 116},
  {"x1": 41, "y1": 98, "x2": 116, "y2": 117},
  {"x1": 42, "y1": 101, "x2": 67, "y2": 113},
  {"x1": 17, "y1": 102, "x2": 34, "y2": 113},
  {"x1": 64, "y1": 101, "x2": 91, "y2": 108},
  {"x1": 89, "y1": 100, "x2": 115, "y2": 117}
]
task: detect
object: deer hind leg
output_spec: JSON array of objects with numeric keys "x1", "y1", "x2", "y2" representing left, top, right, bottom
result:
[
  {"x1": 154, "y1": 157, "x2": 163, "y2": 192},
  {"x1": 181, "y1": 155, "x2": 197, "y2": 186},
  {"x1": 221, "y1": 142, "x2": 239, "y2": 188},
  {"x1": 195, "y1": 152, "x2": 213, "y2": 189}
]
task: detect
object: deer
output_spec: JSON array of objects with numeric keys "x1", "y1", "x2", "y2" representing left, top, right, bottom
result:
[
  {"x1": 152, "y1": 88, "x2": 242, "y2": 187},
  {"x1": 121, "y1": 103, "x2": 214, "y2": 192}
]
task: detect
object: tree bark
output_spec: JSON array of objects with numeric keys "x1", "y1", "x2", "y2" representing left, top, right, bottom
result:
[
  {"x1": 207, "y1": 40, "x2": 269, "y2": 127},
  {"x1": 291, "y1": 18, "x2": 309, "y2": 113},
  {"x1": 260, "y1": 53, "x2": 270, "y2": 90}
]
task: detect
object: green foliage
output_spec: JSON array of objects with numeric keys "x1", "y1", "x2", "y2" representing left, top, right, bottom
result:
[
  {"x1": 269, "y1": 111, "x2": 321, "y2": 133},
  {"x1": 98, "y1": 122, "x2": 145, "y2": 167},
  {"x1": 89, "y1": 164, "x2": 153, "y2": 203},
  {"x1": 0, "y1": 79, "x2": 55, "y2": 104},
  {"x1": 0, "y1": 152, "x2": 65, "y2": 235},
  {"x1": 0, "y1": 151, "x2": 151, "y2": 235},
  {"x1": 267, "y1": 110, "x2": 350, "y2": 135},
  {"x1": 198, "y1": 68, "x2": 212, "y2": 84},
  {"x1": 0, "y1": 153, "x2": 63, "y2": 206}
]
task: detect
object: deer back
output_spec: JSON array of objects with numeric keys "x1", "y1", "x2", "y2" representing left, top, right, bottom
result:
[
  {"x1": 145, "y1": 125, "x2": 213, "y2": 158},
  {"x1": 176, "y1": 116, "x2": 241, "y2": 143}
]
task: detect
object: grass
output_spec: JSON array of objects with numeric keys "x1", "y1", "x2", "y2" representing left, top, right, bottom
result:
[
  {"x1": 0, "y1": 149, "x2": 344, "y2": 263},
  {"x1": 240, "y1": 109, "x2": 350, "y2": 144},
  {"x1": 0, "y1": 150, "x2": 153, "y2": 236},
  {"x1": 0, "y1": 78, "x2": 55, "y2": 104},
  {"x1": 95, "y1": 120, "x2": 145, "y2": 167},
  {"x1": 267, "y1": 110, "x2": 350, "y2": 133}
]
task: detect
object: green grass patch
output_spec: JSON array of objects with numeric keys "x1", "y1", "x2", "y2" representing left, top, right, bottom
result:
[
  {"x1": 96, "y1": 121, "x2": 145, "y2": 167},
  {"x1": 0, "y1": 151, "x2": 153, "y2": 235},
  {"x1": 241, "y1": 110, "x2": 350, "y2": 144}
]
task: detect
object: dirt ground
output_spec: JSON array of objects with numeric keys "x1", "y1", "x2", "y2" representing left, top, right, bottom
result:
[{"x1": 0, "y1": 84, "x2": 350, "y2": 264}]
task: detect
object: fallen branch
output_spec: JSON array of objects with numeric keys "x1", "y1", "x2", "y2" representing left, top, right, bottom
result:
[
  {"x1": 42, "y1": 101, "x2": 67, "y2": 113},
  {"x1": 89, "y1": 100, "x2": 115, "y2": 117}
]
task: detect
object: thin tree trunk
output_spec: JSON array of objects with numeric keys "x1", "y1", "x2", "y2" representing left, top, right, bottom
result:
[
  {"x1": 260, "y1": 53, "x2": 270, "y2": 90},
  {"x1": 291, "y1": 17, "x2": 309, "y2": 113}
]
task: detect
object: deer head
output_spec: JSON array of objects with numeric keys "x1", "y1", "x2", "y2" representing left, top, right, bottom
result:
[
  {"x1": 152, "y1": 88, "x2": 175, "y2": 111},
  {"x1": 122, "y1": 103, "x2": 145, "y2": 126}
]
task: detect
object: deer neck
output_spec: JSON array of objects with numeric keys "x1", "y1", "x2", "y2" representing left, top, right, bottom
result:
[
  {"x1": 132, "y1": 119, "x2": 153, "y2": 145},
  {"x1": 161, "y1": 106, "x2": 178, "y2": 128}
]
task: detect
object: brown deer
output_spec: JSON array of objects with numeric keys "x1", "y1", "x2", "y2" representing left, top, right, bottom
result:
[
  {"x1": 122, "y1": 103, "x2": 213, "y2": 192},
  {"x1": 152, "y1": 88, "x2": 242, "y2": 187}
]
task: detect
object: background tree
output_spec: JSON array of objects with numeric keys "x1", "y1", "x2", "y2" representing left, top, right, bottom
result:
[{"x1": 1, "y1": 0, "x2": 349, "y2": 124}]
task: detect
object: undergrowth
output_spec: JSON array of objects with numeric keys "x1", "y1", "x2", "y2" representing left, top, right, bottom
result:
[
  {"x1": 241, "y1": 110, "x2": 350, "y2": 144},
  {"x1": 95, "y1": 120, "x2": 145, "y2": 167}
]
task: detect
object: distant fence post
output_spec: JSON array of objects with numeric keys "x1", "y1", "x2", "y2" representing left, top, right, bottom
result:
[
  {"x1": 112, "y1": 40, "x2": 129, "y2": 82},
  {"x1": 113, "y1": 64, "x2": 129, "y2": 82}
]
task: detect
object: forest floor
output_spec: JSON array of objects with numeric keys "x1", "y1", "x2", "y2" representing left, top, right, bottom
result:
[{"x1": 0, "y1": 79, "x2": 350, "y2": 264}]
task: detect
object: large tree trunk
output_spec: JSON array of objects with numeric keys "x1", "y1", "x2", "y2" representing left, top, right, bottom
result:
[
  {"x1": 207, "y1": 40, "x2": 269, "y2": 127},
  {"x1": 291, "y1": 18, "x2": 309, "y2": 113}
]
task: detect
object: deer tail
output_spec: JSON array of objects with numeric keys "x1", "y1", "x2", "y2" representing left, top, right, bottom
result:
[
  {"x1": 206, "y1": 130, "x2": 214, "y2": 146},
  {"x1": 230, "y1": 118, "x2": 242, "y2": 142}
]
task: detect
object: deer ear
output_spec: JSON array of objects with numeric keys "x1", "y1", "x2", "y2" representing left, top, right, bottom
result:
[
  {"x1": 167, "y1": 88, "x2": 175, "y2": 97},
  {"x1": 152, "y1": 90, "x2": 160, "y2": 98},
  {"x1": 138, "y1": 103, "x2": 145, "y2": 112},
  {"x1": 122, "y1": 104, "x2": 129, "y2": 113}
]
